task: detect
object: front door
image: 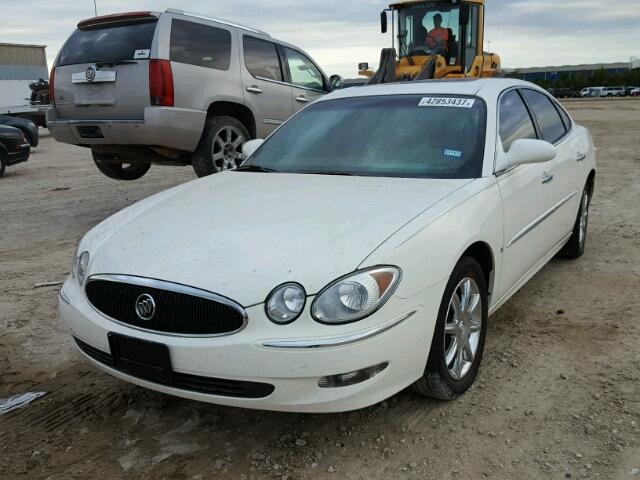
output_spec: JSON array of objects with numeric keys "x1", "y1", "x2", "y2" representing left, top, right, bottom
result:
[
  {"x1": 241, "y1": 35, "x2": 293, "y2": 138},
  {"x1": 282, "y1": 47, "x2": 327, "y2": 113},
  {"x1": 494, "y1": 89, "x2": 560, "y2": 301}
]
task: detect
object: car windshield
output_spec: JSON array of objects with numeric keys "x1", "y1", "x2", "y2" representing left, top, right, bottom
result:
[{"x1": 241, "y1": 95, "x2": 487, "y2": 179}]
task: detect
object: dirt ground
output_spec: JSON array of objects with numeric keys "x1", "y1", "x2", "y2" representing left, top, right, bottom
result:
[{"x1": 1, "y1": 98, "x2": 639, "y2": 480}]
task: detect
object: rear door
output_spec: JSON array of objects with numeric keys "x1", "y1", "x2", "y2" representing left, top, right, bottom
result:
[
  {"x1": 281, "y1": 47, "x2": 327, "y2": 112},
  {"x1": 53, "y1": 14, "x2": 159, "y2": 120},
  {"x1": 519, "y1": 88, "x2": 579, "y2": 244},
  {"x1": 240, "y1": 35, "x2": 293, "y2": 138}
]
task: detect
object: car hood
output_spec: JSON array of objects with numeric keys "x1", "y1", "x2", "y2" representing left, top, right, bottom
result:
[{"x1": 86, "y1": 172, "x2": 471, "y2": 306}]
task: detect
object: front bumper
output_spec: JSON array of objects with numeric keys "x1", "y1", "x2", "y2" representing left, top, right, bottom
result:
[
  {"x1": 59, "y1": 277, "x2": 445, "y2": 413},
  {"x1": 6, "y1": 143, "x2": 30, "y2": 166},
  {"x1": 46, "y1": 106, "x2": 206, "y2": 152}
]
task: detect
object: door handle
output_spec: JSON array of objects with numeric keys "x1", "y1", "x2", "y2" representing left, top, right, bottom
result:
[
  {"x1": 295, "y1": 95, "x2": 309, "y2": 103},
  {"x1": 576, "y1": 152, "x2": 587, "y2": 162},
  {"x1": 542, "y1": 172, "x2": 554, "y2": 184},
  {"x1": 246, "y1": 86, "x2": 263, "y2": 94}
]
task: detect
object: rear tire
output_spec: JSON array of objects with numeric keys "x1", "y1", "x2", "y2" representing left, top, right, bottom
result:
[
  {"x1": 559, "y1": 185, "x2": 590, "y2": 259},
  {"x1": 0, "y1": 152, "x2": 6, "y2": 178},
  {"x1": 411, "y1": 257, "x2": 488, "y2": 400},
  {"x1": 192, "y1": 116, "x2": 249, "y2": 178},
  {"x1": 92, "y1": 151, "x2": 151, "y2": 181}
]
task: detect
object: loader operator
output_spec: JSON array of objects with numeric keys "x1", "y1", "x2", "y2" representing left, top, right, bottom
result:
[{"x1": 426, "y1": 13, "x2": 450, "y2": 52}]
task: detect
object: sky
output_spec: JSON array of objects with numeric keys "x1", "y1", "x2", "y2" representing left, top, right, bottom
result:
[{"x1": 3, "y1": 0, "x2": 640, "y2": 77}]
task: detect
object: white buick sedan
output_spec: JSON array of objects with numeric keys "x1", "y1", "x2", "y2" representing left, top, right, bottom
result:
[{"x1": 60, "y1": 79, "x2": 596, "y2": 413}]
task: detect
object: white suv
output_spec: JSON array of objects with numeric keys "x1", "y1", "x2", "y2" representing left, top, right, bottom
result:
[{"x1": 47, "y1": 9, "x2": 341, "y2": 180}]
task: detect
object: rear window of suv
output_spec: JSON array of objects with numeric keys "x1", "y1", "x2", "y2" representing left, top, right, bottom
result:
[
  {"x1": 56, "y1": 20, "x2": 157, "y2": 66},
  {"x1": 170, "y1": 19, "x2": 232, "y2": 70}
]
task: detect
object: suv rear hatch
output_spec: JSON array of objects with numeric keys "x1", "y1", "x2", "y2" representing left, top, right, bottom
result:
[{"x1": 52, "y1": 12, "x2": 160, "y2": 121}]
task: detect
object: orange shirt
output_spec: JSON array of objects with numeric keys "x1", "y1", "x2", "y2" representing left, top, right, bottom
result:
[{"x1": 426, "y1": 27, "x2": 449, "y2": 50}]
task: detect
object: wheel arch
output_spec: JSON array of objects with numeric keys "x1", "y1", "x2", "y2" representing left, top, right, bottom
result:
[
  {"x1": 460, "y1": 241, "x2": 495, "y2": 299},
  {"x1": 207, "y1": 101, "x2": 257, "y2": 139},
  {"x1": 586, "y1": 169, "x2": 596, "y2": 199}
]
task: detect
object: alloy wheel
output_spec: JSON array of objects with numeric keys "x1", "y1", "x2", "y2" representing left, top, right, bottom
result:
[
  {"x1": 443, "y1": 277, "x2": 483, "y2": 381},
  {"x1": 212, "y1": 126, "x2": 247, "y2": 172}
]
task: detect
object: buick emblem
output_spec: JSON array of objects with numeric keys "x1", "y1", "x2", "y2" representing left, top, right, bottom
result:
[
  {"x1": 135, "y1": 294, "x2": 156, "y2": 321},
  {"x1": 85, "y1": 65, "x2": 97, "y2": 82}
]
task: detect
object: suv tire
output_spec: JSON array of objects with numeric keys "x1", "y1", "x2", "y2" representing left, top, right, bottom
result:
[
  {"x1": 92, "y1": 151, "x2": 151, "y2": 181},
  {"x1": 192, "y1": 116, "x2": 249, "y2": 178},
  {"x1": 0, "y1": 152, "x2": 6, "y2": 178}
]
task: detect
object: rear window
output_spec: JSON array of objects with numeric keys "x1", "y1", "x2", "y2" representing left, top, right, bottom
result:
[
  {"x1": 170, "y1": 20, "x2": 231, "y2": 70},
  {"x1": 520, "y1": 89, "x2": 567, "y2": 144},
  {"x1": 56, "y1": 20, "x2": 157, "y2": 66}
]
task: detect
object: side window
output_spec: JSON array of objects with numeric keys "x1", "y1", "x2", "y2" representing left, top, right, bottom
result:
[
  {"x1": 557, "y1": 104, "x2": 572, "y2": 132},
  {"x1": 170, "y1": 20, "x2": 231, "y2": 70},
  {"x1": 520, "y1": 89, "x2": 567, "y2": 143},
  {"x1": 243, "y1": 36, "x2": 283, "y2": 82},
  {"x1": 499, "y1": 90, "x2": 537, "y2": 152},
  {"x1": 284, "y1": 48, "x2": 324, "y2": 91}
]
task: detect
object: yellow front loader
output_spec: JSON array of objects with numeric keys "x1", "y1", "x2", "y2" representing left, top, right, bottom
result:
[{"x1": 360, "y1": 0, "x2": 501, "y2": 84}]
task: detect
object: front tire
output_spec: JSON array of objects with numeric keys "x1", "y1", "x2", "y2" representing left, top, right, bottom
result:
[
  {"x1": 191, "y1": 116, "x2": 249, "y2": 178},
  {"x1": 92, "y1": 151, "x2": 151, "y2": 181},
  {"x1": 559, "y1": 185, "x2": 590, "y2": 259},
  {"x1": 411, "y1": 257, "x2": 488, "y2": 400}
]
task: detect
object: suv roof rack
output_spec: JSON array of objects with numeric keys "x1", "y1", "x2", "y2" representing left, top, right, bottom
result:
[{"x1": 165, "y1": 9, "x2": 270, "y2": 36}]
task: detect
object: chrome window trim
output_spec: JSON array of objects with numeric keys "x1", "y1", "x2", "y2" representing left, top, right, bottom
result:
[
  {"x1": 254, "y1": 74, "x2": 326, "y2": 93},
  {"x1": 261, "y1": 310, "x2": 417, "y2": 349},
  {"x1": 84, "y1": 274, "x2": 248, "y2": 338},
  {"x1": 506, "y1": 191, "x2": 577, "y2": 248}
]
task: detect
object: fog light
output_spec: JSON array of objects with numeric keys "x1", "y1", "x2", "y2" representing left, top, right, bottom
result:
[{"x1": 318, "y1": 362, "x2": 388, "y2": 388}]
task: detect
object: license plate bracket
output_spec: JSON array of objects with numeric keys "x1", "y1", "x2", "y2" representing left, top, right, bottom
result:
[{"x1": 108, "y1": 333, "x2": 172, "y2": 383}]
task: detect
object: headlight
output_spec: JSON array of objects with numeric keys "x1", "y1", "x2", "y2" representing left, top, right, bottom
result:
[
  {"x1": 76, "y1": 251, "x2": 90, "y2": 286},
  {"x1": 265, "y1": 283, "x2": 306, "y2": 324},
  {"x1": 70, "y1": 245, "x2": 79, "y2": 279},
  {"x1": 311, "y1": 266, "x2": 401, "y2": 324}
]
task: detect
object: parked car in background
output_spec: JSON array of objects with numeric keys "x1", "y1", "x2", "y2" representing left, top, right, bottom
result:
[
  {"x1": 0, "y1": 115, "x2": 39, "y2": 147},
  {"x1": 47, "y1": 9, "x2": 341, "y2": 180},
  {"x1": 580, "y1": 87, "x2": 593, "y2": 97},
  {"x1": 630, "y1": 88, "x2": 640, "y2": 97},
  {"x1": 587, "y1": 87, "x2": 606, "y2": 97},
  {"x1": 603, "y1": 86, "x2": 626, "y2": 97},
  {"x1": 0, "y1": 125, "x2": 30, "y2": 177},
  {"x1": 547, "y1": 88, "x2": 579, "y2": 99},
  {"x1": 60, "y1": 79, "x2": 596, "y2": 412}
]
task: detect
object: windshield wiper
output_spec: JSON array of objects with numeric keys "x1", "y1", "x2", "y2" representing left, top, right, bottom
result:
[
  {"x1": 235, "y1": 165, "x2": 280, "y2": 173},
  {"x1": 95, "y1": 60, "x2": 138, "y2": 68},
  {"x1": 300, "y1": 170, "x2": 353, "y2": 176}
]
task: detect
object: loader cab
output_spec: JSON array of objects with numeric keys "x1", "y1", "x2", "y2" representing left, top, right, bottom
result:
[{"x1": 385, "y1": 0, "x2": 484, "y2": 75}]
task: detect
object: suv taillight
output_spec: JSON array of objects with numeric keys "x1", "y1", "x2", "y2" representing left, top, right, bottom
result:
[
  {"x1": 149, "y1": 60, "x2": 174, "y2": 107},
  {"x1": 49, "y1": 67, "x2": 55, "y2": 103}
]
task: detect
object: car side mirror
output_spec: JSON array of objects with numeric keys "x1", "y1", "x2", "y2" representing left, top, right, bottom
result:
[
  {"x1": 498, "y1": 139, "x2": 557, "y2": 172},
  {"x1": 380, "y1": 11, "x2": 388, "y2": 34},
  {"x1": 242, "y1": 139, "x2": 264, "y2": 159},
  {"x1": 329, "y1": 74, "x2": 344, "y2": 90}
]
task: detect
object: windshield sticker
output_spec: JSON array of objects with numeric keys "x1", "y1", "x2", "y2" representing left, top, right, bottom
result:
[
  {"x1": 133, "y1": 49, "x2": 150, "y2": 59},
  {"x1": 443, "y1": 149, "x2": 463, "y2": 158},
  {"x1": 419, "y1": 97, "x2": 476, "y2": 108}
]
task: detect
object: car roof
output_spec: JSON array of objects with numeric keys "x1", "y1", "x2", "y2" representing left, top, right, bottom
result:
[{"x1": 320, "y1": 78, "x2": 544, "y2": 103}]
